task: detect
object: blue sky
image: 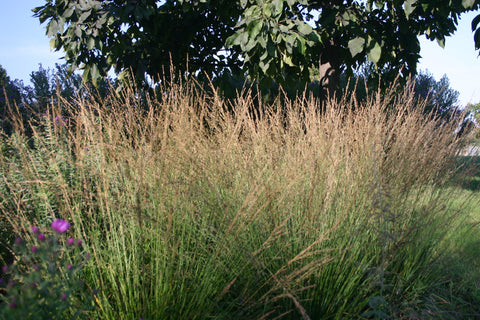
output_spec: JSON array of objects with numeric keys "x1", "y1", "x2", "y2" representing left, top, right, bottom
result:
[{"x1": 1, "y1": 1, "x2": 479, "y2": 106}]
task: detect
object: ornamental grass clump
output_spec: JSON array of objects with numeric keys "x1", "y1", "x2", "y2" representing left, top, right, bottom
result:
[
  {"x1": 0, "y1": 219, "x2": 94, "y2": 319},
  {"x1": 0, "y1": 78, "x2": 479, "y2": 319}
]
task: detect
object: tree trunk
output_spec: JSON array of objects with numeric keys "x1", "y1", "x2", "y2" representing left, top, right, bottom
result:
[{"x1": 318, "y1": 42, "x2": 342, "y2": 101}]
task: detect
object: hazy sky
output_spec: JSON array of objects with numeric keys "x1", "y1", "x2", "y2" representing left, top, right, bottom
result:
[{"x1": 1, "y1": 1, "x2": 479, "y2": 106}]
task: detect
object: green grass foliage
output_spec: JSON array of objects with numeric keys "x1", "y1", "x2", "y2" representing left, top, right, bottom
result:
[{"x1": 1, "y1": 81, "x2": 479, "y2": 319}]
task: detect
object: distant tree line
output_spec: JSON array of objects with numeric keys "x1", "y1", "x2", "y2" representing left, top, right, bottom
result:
[{"x1": 0, "y1": 63, "x2": 113, "y2": 136}]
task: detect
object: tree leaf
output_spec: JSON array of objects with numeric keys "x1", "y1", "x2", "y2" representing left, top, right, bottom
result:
[
  {"x1": 474, "y1": 28, "x2": 480, "y2": 50},
  {"x1": 46, "y1": 19, "x2": 59, "y2": 37},
  {"x1": 267, "y1": 40, "x2": 277, "y2": 57},
  {"x1": 436, "y1": 37, "x2": 445, "y2": 48},
  {"x1": 49, "y1": 38, "x2": 57, "y2": 50},
  {"x1": 367, "y1": 40, "x2": 382, "y2": 63},
  {"x1": 87, "y1": 37, "x2": 96, "y2": 50},
  {"x1": 282, "y1": 53, "x2": 295, "y2": 66},
  {"x1": 262, "y1": 3, "x2": 272, "y2": 18},
  {"x1": 64, "y1": 6, "x2": 75, "y2": 18},
  {"x1": 462, "y1": 0, "x2": 475, "y2": 9},
  {"x1": 226, "y1": 32, "x2": 243, "y2": 47},
  {"x1": 296, "y1": 35, "x2": 306, "y2": 56},
  {"x1": 75, "y1": 27, "x2": 83, "y2": 38},
  {"x1": 348, "y1": 37, "x2": 365, "y2": 57},
  {"x1": 272, "y1": 0, "x2": 283, "y2": 17},
  {"x1": 307, "y1": 30, "x2": 321, "y2": 43},
  {"x1": 257, "y1": 34, "x2": 267, "y2": 48},
  {"x1": 472, "y1": 14, "x2": 480, "y2": 31},
  {"x1": 297, "y1": 21, "x2": 312, "y2": 36},
  {"x1": 374, "y1": 1, "x2": 386, "y2": 9},
  {"x1": 83, "y1": 64, "x2": 91, "y2": 79},
  {"x1": 243, "y1": 37, "x2": 257, "y2": 51},
  {"x1": 404, "y1": 0, "x2": 416, "y2": 19},
  {"x1": 248, "y1": 20, "x2": 263, "y2": 40},
  {"x1": 284, "y1": 34, "x2": 296, "y2": 54},
  {"x1": 239, "y1": 32, "x2": 249, "y2": 47},
  {"x1": 244, "y1": 5, "x2": 261, "y2": 18},
  {"x1": 90, "y1": 64, "x2": 100, "y2": 81},
  {"x1": 259, "y1": 59, "x2": 270, "y2": 73},
  {"x1": 259, "y1": 49, "x2": 269, "y2": 61},
  {"x1": 79, "y1": 10, "x2": 91, "y2": 23}
]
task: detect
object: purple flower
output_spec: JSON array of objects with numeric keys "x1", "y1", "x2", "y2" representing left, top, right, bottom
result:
[
  {"x1": 9, "y1": 302, "x2": 16, "y2": 309},
  {"x1": 31, "y1": 226, "x2": 39, "y2": 233},
  {"x1": 54, "y1": 115, "x2": 68, "y2": 126},
  {"x1": 61, "y1": 294, "x2": 68, "y2": 300},
  {"x1": 8, "y1": 281, "x2": 14, "y2": 287},
  {"x1": 76, "y1": 239, "x2": 82, "y2": 246},
  {"x1": 67, "y1": 238, "x2": 75, "y2": 246},
  {"x1": 38, "y1": 233, "x2": 46, "y2": 241},
  {"x1": 15, "y1": 237, "x2": 22, "y2": 244},
  {"x1": 33, "y1": 265, "x2": 40, "y2": 271},
  {"x1": 67, "y1": 264, "x2": 73, "y2": 270},
  {"x1": 31, "y1": 246, "x2": 38, "y2": 253},
  {"x1": 51, "y1": 219, "x2": 70, "y2": 234},
  {"x1": 2, "y1": 265, "x2": 8, "y2": 273}
]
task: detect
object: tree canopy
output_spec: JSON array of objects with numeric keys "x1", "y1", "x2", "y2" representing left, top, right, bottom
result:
[{"x1": 34, "y1": 0, "x2": 480, "y2": 93}]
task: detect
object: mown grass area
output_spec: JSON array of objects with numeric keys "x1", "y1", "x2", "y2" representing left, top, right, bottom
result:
[{"x1": 0, "y1": 81, "x2": 479, "y2": 319}]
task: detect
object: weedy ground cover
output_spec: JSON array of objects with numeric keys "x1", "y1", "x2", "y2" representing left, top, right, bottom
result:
[{"x1": 0, "y1": 80, "x2": 479, "y2": 319}]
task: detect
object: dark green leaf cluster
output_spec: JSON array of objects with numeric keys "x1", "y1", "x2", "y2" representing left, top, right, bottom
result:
[
  {"x1": 28, "y1": 0, "x2": 480, "y2": 96},
  {"x1": 33, "y1": 0, "x2": 244, "y2": 86},
  {"x1": 226, "y1": 0, "x2": 321, "y2": 88}
]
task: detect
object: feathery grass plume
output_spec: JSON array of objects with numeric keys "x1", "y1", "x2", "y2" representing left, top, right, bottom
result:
[{"x1": 0, "y1": 76, "x2": 479, "y2": 319}]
